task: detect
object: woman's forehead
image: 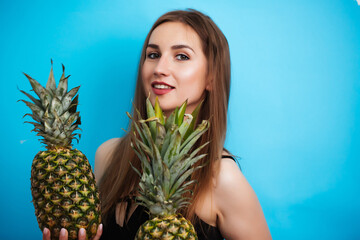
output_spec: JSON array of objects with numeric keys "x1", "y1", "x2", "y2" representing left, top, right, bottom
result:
[{"x1": 148, "y1": 22, "x2": 202, "y2": 50}]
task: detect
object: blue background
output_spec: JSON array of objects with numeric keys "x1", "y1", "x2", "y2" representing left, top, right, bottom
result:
[{"x1": 1, "y1": 0, "x2": 359, "y2": 239}]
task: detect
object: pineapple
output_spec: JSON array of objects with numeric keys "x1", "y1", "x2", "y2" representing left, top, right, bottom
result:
[
  {"x1": 19, "y1": 61, "x2": 101, "y2": 239},
  {"x1": 127, "y1": 96, "x2": 209, "y2": 240}
]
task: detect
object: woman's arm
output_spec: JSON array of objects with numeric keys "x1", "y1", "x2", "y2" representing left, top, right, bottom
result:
[
  {"x1": 94, "y1": 138, "x2": 121, "y2": 183},
  {"x1": 214, "y1": 158, "x2": 272, "y2": 240}
]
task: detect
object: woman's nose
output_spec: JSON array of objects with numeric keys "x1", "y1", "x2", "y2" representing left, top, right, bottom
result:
[{"x1": 153, "y1": 55, "x2": 170, "y2": 77}]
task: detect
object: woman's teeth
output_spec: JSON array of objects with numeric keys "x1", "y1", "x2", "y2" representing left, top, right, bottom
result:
[{"x1": 153, "y1": 84, "x2": 173, "y2": 89}]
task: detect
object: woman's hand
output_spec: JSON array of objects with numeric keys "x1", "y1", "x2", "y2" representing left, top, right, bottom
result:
[{"x1": 42, "y1": 224, "x2": 103, "y2": 240}]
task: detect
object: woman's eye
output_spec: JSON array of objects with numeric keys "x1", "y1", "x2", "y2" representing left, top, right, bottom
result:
[
  {"x1": 147, "y1": 53, "x2": 159, "y2": 59},
  {"x1": 176, "y1": 54, "x2": 189, "y2": 61}
]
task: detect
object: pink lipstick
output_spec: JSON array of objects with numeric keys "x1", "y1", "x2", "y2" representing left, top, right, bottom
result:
[{"x1": 151, "y1": 81, "x2": 174, "y2": 95}]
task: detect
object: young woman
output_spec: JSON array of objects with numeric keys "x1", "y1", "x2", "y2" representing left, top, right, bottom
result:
[{"x1": 43, "y1": 9, "x2": 271, "y2": 240}]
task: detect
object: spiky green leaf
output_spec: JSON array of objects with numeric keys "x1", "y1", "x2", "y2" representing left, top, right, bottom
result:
[
  {"x1": 176, "y1": 99, "x2": 187, "y2": 126},
  {"x1": 183, "y1": 99, "x2": 203, "y2": 141},
  {"x1": 146, "y1": 97, "x2": 156, "y2": 140},
  {"x1": 154, "y1": 96, "x2": 164, "y2": 125},
  {"x1": 18, "y1": 100, "x2": 44, "y2": 118},
  {"x1": 56, "y1": 64, "x2": 68, "y2": 98},
  {"x1": 46, "y1": 63, "x2": 56, "y2": 92},
  {"x1": 62, "y1": 86, "x2": 80, "y2": 111},
  {"x1": 23, "y1": 73, "x2": 51, "y2": 108},
  {"x1": 50, "y1": 96, "x2": 63, "y2": 116},
  {"x1": 18, "y1": 88, "x2": 42, "y2": 109}
]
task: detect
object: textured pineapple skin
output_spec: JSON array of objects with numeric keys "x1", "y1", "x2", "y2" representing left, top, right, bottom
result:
[
  {"x1": 30, "y1": 148, "x2": 101, "y2": 240},
  {"x1": 135, "y1": 214, "x2": 198, "y2": 240}
]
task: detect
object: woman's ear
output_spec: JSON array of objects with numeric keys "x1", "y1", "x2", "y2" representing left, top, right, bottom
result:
[
  {"x1": 205, "y1": 80, "x2": 212, "y2": 91},
  {"x1": 205, "y1": 71, "x2": 213, "y2": 91}
]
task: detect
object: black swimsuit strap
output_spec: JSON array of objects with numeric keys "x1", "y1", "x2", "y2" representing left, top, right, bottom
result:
[
  {"x1": 222, "y1": 154, "x2": 241, "y2": 171},
  {"x1": 221, "y1": 155, "x2": 236, "y2": 161}
]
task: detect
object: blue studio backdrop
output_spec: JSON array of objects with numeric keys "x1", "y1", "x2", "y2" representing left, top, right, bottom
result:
[{"x1": 1, "y1": 0, "x2": 359, "y2": 239}]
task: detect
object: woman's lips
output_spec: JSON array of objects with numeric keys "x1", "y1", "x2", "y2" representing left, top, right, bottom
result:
[
  {"x1": 152, "y1": 86, "x2": 174, "y2": 95},
  {"x1": 151, "y1": 82, "x2": 174, "y2": 95}
]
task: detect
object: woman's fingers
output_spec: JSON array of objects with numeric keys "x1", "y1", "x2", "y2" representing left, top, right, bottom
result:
[
  {"x1": 59, "y1": 228, "x2": 68, "y2": 240},
  {"x1": 42, "y1": 225, "x2": 103, "y2": 240},
  {"x1": 42, "y1": 228, "x2": 50, "y2": 240},
  {"x1": 93, "y1": 224, "x2": 103, "y2": 240},
  {"x1": 78, "y1": 228, "x2": 86, "y2": 240}
]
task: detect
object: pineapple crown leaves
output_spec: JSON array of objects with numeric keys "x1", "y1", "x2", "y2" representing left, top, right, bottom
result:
[
  {"x1": 18, "y1": 60, "x2": 82, "y2": 148},
  {"x1": 127, "y1": 96, "x2": 210, "y2": 216}
]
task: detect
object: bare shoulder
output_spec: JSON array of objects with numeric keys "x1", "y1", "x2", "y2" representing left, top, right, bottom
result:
[
  {"x1": 94, "y1": 138, "x2": 122, "y2": 183},
  {"x1": 215, "y1": 150, "x2": 246, "y2": 190},
  {"x1": 213, "y1": 151, "x2": 272, "y2": 239},
  {"x1": 214, "y1": 156, "x2": 250, "y2": 199}
]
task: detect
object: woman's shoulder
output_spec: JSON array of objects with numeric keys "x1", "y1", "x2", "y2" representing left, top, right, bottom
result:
[
  {"x1": 96, "y1": 137, "x2": 122, "y2": 152},
  {"x1": 213, "y1": 151, "x2": 271, "y2": 239},
  {"x1": 94, "y1": 138, "x2": 122, "y2": 182},
  {"x1": 215, "y1": 150, "x2": 252, "y2": 201},
  {"x1": 216, "y1": 150, "x2": 244, "y2": 189}
]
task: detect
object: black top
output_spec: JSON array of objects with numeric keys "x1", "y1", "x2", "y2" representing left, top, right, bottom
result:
[{"x1": 100, "y1": 155, "x2": 236, "y2": 240}]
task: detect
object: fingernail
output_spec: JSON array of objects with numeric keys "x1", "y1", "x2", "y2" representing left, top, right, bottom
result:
[
  {"x1": 99, "y1": 224, "x2": 103, "y2": 231},
  {"x1": 43, "y1": 228, "x2": 49, "y2": 234},
  {"x1": 79, "y1": 228, "x2": 86, "y2": 236},
  {"x1": 60, "y1": 228, "x2": 66, "y2": 237}
]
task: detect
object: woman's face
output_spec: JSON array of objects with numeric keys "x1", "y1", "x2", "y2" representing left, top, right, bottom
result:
[{"x1": 142, "y1": 21, "x2": 209, "y2": 117}]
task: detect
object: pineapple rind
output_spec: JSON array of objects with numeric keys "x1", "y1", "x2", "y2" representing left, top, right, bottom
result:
[
  {"x1": 135, "y1": 215, "x2": 198, "y2": 240},
  {"x1": 31, "y1": 148, "x2": 101, "y2": 240}
]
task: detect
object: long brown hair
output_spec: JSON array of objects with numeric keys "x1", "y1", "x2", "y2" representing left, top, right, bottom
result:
[{"x1": 99, "y1": 8, "x2": 231, "y2": 224}]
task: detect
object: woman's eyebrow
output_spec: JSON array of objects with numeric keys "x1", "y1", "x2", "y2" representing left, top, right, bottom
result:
[
  {"x1": 171, "y1": 44, "x2": 195, "y2": 53},
  {"x1": 147, "y1": 43, "x2": 195, "y2": 53},
  {"x1": 147, "y1": 44, "x2": 159, "y2": 50}
]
